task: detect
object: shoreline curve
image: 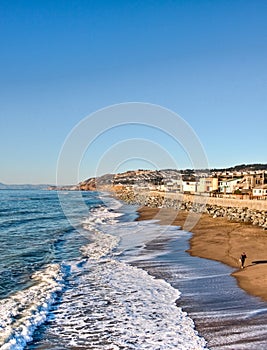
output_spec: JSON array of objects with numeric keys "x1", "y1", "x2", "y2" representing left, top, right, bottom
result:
[{"x1": 136, "y1": 206, "x2": 267, "y2": 302}]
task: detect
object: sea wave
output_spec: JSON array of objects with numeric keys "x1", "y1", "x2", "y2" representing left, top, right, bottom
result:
[
  {"x1": 80, "y1": 205, "x2": 123, "y2": 260},
  {"x1": 49, "y1": 203, "x2": 207, "y2": 349},
  {"x1": 80, "y1": 230, "x2": 120, "y2": 260},
  {"x1": 35, "y1": 258, "x2": 207, "y2": 349},
  {"x1": 0, "y1": 195, "x2": 207, "y2": 349},
  {"x1": 0, "y1": 264, "x2": 65, "y2": 350}
]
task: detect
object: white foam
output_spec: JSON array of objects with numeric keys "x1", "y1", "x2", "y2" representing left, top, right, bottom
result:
[
  {"x1": 80, "y1": 230, "x2": 120, "y2": 260},
  {"x1": 80, "y1": 206, "x2": 123, "y2": 260},
  {"x1": 38, "y1": 259, "x2": 207, "y2": 349},
  {"x1": 0, "y1": 264, "x2": 65, "y2": 350},
  {"x1": 83, "y1": 206, "x2": 123, "y2": 229},
  {"x1": 82, "y1": 206, "x2": 178, "y2": 262},
  {"x1": 80, "y1": 205, "x2": 125, "y2": 259},
  {"x1": 74, "y1": 205, "x2": 207, "y2": 348},
  {"x1": 98, "y1": 193, "x2": 123, "y2": 211},
  {"x1": 14, "y1": 203, "x2": 207, "y2": 349},
  {"x1": 96, "y1": 219, "x2": 180, "y2": 263}
]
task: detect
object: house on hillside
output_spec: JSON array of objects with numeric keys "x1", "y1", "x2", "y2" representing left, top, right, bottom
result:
[
  {"x1": 219, "y1": 178, "x2": 243, "y2": 194},
  {"x1": 165, "y1": 179, "x2": 182, "y2": 192},
  {"x1": 252, "y1": 185, "x2": 267, "y2": 199},
  {"x1": 182, "y1": 180, "x2": 197, "y2": 193},
  {"x1": 231, "y1": 173, "x2": 267, "y2": 194},
  {"x1": 197, "y1": 177, "x2": 218, "y2": 193}
]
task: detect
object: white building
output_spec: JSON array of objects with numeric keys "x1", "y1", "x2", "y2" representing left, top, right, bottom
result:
[
  {"x1": 219, "y1": 178, "x2": 243, "y2": 194},
  {"x1": 252, "y1": 185, "x2": 267, "y2": 198},
  {"x1": 182, "y1": 181, "x2": 197, "y2": 193},
  {"x1": 165, "y1": 179, "x2": 182, "y2": 192}
]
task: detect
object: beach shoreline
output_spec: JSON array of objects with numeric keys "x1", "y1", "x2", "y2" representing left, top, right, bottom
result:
[{"x1": 136, "y1": 206, "x2": 267, "y2": 302}]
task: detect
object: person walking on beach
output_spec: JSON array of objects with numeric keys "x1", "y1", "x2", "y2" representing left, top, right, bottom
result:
[{"x1": 240, "y1": 252, "x2": 247, "y2": 269}]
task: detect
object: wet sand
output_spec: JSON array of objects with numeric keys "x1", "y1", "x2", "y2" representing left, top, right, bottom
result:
[{"x1": 136, "y1": 206, "x2": 267, "y2": 302}]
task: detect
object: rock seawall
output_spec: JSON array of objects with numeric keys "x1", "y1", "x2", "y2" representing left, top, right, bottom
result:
[{"x1": 115, "y1": 189, "x2": 267, "y2": 229}]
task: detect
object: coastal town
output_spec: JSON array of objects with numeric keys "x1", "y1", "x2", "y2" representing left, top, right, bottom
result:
[
  {"x1": 69, "y1": 164, "x2": 267, "y2": 200},
  {"x1": 112, "y1": 168, "x2": 267, "y2": 199}
]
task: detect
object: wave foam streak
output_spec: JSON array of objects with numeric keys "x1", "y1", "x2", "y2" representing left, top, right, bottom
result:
[
  {"x1": 20, "y1": 200, "x2": 207, "y2": 349},
  {"x1": 0, "y1": 264, "x2": 65, "y2": 350},
  {"x1": 35, "y1": 259, "x2": 206, "y2": 349}
]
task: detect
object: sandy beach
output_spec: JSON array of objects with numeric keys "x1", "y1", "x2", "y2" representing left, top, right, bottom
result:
[{"x1": 136, "y1": 206, "x2": 267, "y2": 302}]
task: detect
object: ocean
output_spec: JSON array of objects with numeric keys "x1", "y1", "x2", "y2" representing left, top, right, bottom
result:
[{"x1": 1, "y1": 190, "x2": 267, "y2": 350}]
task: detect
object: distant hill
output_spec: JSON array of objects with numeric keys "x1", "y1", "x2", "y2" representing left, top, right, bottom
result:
[
  {"x1": 76, "y1": 164, "x2": 267, "y2": 191},
  {"x1": 50, "y1": 163, "x2": 267, "y2": 191},
  {"x1": 209, "y1": 163, "x2": 267, "y2": 172},
  {"x1": 78, "y1": 169, "x2": 189, "y2": 191},
  {"x1": 0, "y1": 183, "x2": 51, "y2": 190}
]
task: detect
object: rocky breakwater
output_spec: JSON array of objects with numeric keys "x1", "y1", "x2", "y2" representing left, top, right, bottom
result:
[
  {"x1": 205, "y1": 205, "x2": 267, "y2": 228},
  {"x1": 114, "y1": 188, "x2": 267, "y2": 230}
]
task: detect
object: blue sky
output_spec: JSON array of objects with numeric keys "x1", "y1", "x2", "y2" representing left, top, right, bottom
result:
[{"x1": 0, "y1": 0, "x2": 266, "y2": 184}]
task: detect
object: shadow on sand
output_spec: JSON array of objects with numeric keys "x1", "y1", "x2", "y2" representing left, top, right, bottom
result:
[{"x1": 252, "y1": 260, "x2": 267, "y2": 264}]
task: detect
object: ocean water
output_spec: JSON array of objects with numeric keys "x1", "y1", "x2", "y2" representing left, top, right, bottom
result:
[{"x1": 1, "y1": 190, "x2": 267, "y2": 350}]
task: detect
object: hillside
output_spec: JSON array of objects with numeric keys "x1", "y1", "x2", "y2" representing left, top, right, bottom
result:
[
  {"x1": 209, "y1": 163, "x2": 267, "y2": 172},
  {"x1": 78, "y1": 169, "x2": 188, "y2": 191},
  {"x1": 76, "y1": 163, "x2": 267, "y2": 191}
]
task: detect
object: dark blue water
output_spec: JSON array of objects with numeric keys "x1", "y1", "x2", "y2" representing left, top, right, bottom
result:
[{"x1": 0, "y1": 190, "x2": 104, "y2": 299}]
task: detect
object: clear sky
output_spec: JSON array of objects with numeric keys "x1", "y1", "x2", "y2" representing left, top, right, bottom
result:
[{"x1": 0, "y1": 0, "x2": 266, "y2": 184}]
